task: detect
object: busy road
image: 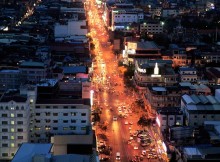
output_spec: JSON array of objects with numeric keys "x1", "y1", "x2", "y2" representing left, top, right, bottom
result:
[{"x1": 85, "y1": 0, "x2": 168, "y2": 162}]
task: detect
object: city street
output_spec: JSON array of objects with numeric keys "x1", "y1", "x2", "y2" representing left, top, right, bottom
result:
[{"x1": 85, "y1": 0, "x2": 168, "y2": 161}]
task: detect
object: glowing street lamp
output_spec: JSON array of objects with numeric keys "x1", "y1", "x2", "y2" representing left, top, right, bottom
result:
[{"x1": 90, "y1": 90, "x2": 94, "y2": 106}]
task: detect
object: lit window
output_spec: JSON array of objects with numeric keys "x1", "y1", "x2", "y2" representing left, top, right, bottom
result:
[
  {"x1": 10, "y1": 136, "x2": 14, "y2": 140},
  {"x1": 11, "y1": 121, "x2": 14, "y2": 125},
  {"x1": 63, "y1": 127, "x2": 69, "y2": 130},
  {"x1": 11, "y1": 113, "x2": 15, "y2": 118},
  {"x1": 30, "y1": 99, "x2": 34, "y2": 103},
  {"x1": 11, "y1": 143, "x2": 14, "y2": 147},
  {"x1": 11, "y1": 128, "x2": 14, "y2": 132}
]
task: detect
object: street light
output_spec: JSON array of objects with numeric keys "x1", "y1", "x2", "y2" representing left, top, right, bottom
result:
[{"x1": 90, "y1": 90, "x2": 94, "y2": 106}]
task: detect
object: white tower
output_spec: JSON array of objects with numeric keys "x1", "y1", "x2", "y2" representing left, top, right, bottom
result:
[{"x1": 151, "y1": 62, "x2": 161, "y2": 77}]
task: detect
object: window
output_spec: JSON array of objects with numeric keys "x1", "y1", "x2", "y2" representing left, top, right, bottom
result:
[
  {"x1": 10, "y1": 136, "x2": 14, "y2": 140},
  {"x1": 71, "y1": 112, "x2": 77, "y2": 116},
  {"x1": 63, "y1": 113, "x2": 68, "y2": 116},
  {"x1": 11, "y1": 143, "x2": 15, "y2": 147},
  {"x1": 36, "y1": 106, "x2": 40, "y2": 109},
  {"x1": 17, "y1": 136, "x2": 23, "y2": 139},
  {"x1": 11, "y1": 113, "x2": 15, "y2": 118},
  {"x1": 2, "y1": 143, "x2": 8, "y2": 147},
  {"x1": 45, "y1": 119, "x2": 50, "y2": 123},
  {"x1": 53, "y1": 127, "x2": 58, "y2": 130},
  {"x1": 63, "y1": 106, "x2": 68, "y2": 109},
  {"x1": 70, "y1": 126, "x2": 76, "y2": 130},
  {"x1": 45, "y1": 112, "x2": 50, "y2": 116},
  {"x1": 194, "y1": 115, "x2": 197, "y2": 118},
  {"x1": 2, "y1": 136, "x2": 8, "y2": 139},
  {"x1": 63, "y1": 127, "x2": 69, "y2": 130},
  {"x1": 17, "y1": 114, "x2": 23, "y2": 117},
  {"x1": 53, "y1": 113, "x2": 58, "y2": 116},
  {"x1": 71, "y1": 120, "x2": 76, "y2": 123},
  {"x1": 1, "y1": 114, "x2": 7, "y2": 117},
  {"x1": 2, "y1": 153, "x2": 8, "y2": 157},
  {"x1": 211, "y1": 115, "x2": 214, "y2": 119},
  {"x1": 53, "y1": 120, "x2": 58, "y2": 123},
  {"x1": 170, "y1": 118, "x2": 173, "y2": 120},
  {"x1": 176, "y1": 117, "x2": 181, "y2": 120},
  {"x1": 53, "y1": 106, "x2": 58, "y2": 108},
  {"x1": 11, "y1": 121, "x2": 15, "y2": 125},
  {"x1": 17, "y1": 129, "x2": 23, "y2": 132},
  {"x1": 203, "y1": 115, "x2": 206, "y2": 118},
  {"x1": 2, "y1": 121, "x2": 8, "y2": 125},
  {"x1": 36, "y1": 120, "x2": 40, "y2": 123},
  {"x1": 71, "y1": 106, "x2": 76, "y2": 108},
  {"x1": 81, "y1": 120, "x2": 86, "y2": 123},
  {"x1": 21, "y1": 106, "x2": 24, "y2": 110},
  {"x1": 63, "y1": 120, "x2": 68, "y2": 123},
  {"x1": 11, "y1": 128, "x2": 14, "y2": 132},
  {"x1": 36, "y1": 113, "x2": 40, "y2": 116},
  {"x1": 81, "y1": 127, "x2": 86, "y2": 130},
  {"x1": 2, "y1": 128, "x2": 8, "y2": 132},
  {"x1": 11, "y1": 153, "x2": 15, "y2": 156},
  {"x1": 162, "y1": 117, "x2": 166, "y2": 120},
  {"x1": 16, "y1": 106, "x2": 19, "y2": 110},
  {"x1": 46, "y1": 106, "x2": 50, "y2": 109},
  {"x1": 81, "y1": 113, "x2": 86, "y2": 116},
  {"x1": 194, "y1": 122, "x2": 197, "y2": 126}
]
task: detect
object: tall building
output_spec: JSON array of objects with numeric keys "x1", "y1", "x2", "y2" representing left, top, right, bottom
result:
[
  {"x1": 0, "y1": 87, "x2": 35, "y2": 161},
  {"x1": 30, "y1": 79, "x2": 91, "y2": 143}
]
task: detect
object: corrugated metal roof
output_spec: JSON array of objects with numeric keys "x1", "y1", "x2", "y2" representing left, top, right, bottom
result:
[
  {"x1": 182, "y1": 94, "x2": 195, "y2": 105},
  {"x1": 198, "y1": 95, "x2": 209, "y2": 104},
  {"x1": 206, "y1": 95, "x2": 218, "y2": 104},
  {"x1": 191, "y1": 94, "x2": 201, "y2": 104}
]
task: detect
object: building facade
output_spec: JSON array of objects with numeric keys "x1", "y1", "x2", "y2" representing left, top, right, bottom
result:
[
  {"x1": 19, "y1": 61, "x2": 48, "y2": 84},
  {"x1": 0, "y1": 69, "x2": 21, "y2": 92},
  {"x1": 133, "y1": 60, "x2": 178, "y2": 90},
  {"x1": 179, "y1": 67, "x2": 198, "y2": 83},
  {"x1": 181, "y1": 90, "x2": 220, "y2": 128},
  {"x1": 0, "y1": 88, "x2": 35, "y2": 161}
]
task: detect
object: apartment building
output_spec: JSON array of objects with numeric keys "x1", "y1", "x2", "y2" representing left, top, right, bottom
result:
[
  {"x1": 181, "y1": 89, "x2": 220, "y2": 128},
  {"x1": 179, "y1": 67, "x2": 198, "y2": 83},
  {"x1": 19, "y1": 61, "x2": 48, "y2": 84},
  {"x1": 30, "y1": 79, "x2": 91, "y2": 143},
  {"x1": 111, "y1": 3, "x2": 143, "y2": 31},
  {"x1": 179, "y1": 82, "x2": 211, "y2": 95},
  {"x1": 0, "y1": 69, "x2": 21, "y2": 92},
  {"x1": 54, "y1": 19, "x2": 88, "y2": 37},
  {"x1": 156, "y1": 107, "x2": 184, "y2": 133},
  {"x1": 0, "y1": 87, "x2": 35, "y2": 161},
  {"x1": 140, "y1": 21, "x2": 163, "y2": 35},
  {"x1": 144, "y1": 86, "x2": 181, "y2": 110}
]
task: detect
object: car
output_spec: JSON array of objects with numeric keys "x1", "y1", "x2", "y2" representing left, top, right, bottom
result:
[
  {"x1": 133, "y1": 132, "x2": 138, "y2": 137},
  {"x1": 116, "y1": 152, "x2": 120, "y2": 160},
  {"x1": 113, "y1": 116, "x2": 117, "y2": 121},
  {"x1": 141, "y1": 150, "x2": 146, "y2": 156},
  {"x1": 134, "y1": 146, "x2": 138, "y2": 150}
]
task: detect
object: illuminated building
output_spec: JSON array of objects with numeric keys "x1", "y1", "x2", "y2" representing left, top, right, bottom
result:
[{"x1": 133, "y1": 59, "x2": 178, "y2": 90}]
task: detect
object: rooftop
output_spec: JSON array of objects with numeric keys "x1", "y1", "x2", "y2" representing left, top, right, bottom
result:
[{"x1": 12, "y1": 143, "x2": 52, "y2": 162}]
